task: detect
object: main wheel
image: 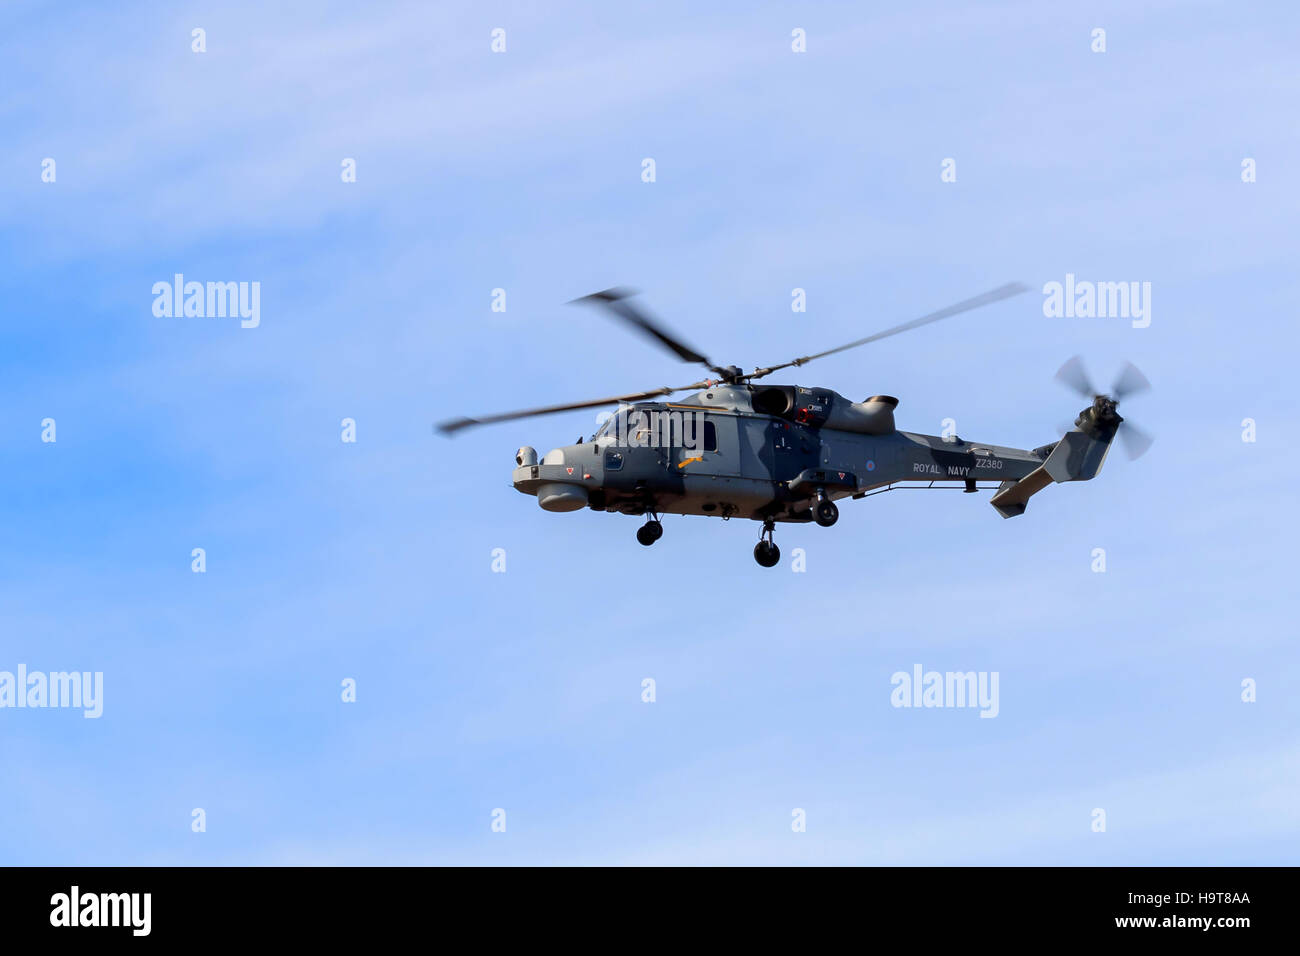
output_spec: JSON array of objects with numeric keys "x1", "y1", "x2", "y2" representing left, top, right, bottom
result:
[
  {"x1": 753, "y1": 541, "x2": 781, "y2": 568},
  {"x1": 814, "y1": 499, "x2": 839, "y2": 527},
  {"x1": 637, "y1": 520, "x2": 662, "y2": 546}
]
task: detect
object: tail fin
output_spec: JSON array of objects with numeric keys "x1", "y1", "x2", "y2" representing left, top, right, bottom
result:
[{"x1": 1040, "y1": 428, "x2": 1116, "y2": 482}]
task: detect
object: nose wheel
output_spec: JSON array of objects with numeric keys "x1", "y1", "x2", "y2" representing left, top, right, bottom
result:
[
  {"x1": 636, "y1": 518, "x2": 663, "y2": 546},
  {"x1": 753, "y1": 518, "x2": 780, "y2": 568}
]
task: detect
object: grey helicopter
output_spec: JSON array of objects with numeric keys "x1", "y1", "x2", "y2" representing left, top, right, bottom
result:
[{"x1": 437, "y1": 284, "x2": 1151, "y2": 567}]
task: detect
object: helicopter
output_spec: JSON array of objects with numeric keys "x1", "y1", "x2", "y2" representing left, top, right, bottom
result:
[{"x1": 437, "y1": 284, "x2": 1151, "y2": 567}]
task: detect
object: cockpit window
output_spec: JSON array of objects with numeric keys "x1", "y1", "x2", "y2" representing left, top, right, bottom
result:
[{"x1": 593, "y1": 406, "x2": 631, "y2": 441}]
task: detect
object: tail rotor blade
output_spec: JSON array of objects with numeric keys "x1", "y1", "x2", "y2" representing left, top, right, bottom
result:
[
  {"x1": 1111, "y1": 361, "x2": 1151, "y2": 401},
  {"x1": 1054, "y1": 356, "x2": 1096, "y2": 399},
  {"x1": 1118, "y1": 422, "x2": 1154, "y2": 460}
]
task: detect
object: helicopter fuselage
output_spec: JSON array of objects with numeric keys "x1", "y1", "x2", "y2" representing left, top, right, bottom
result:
[{"x1": 510, "y1": 384, "x2": 1055, "y2": 523}]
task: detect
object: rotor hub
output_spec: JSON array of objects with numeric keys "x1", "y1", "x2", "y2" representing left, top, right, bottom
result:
[{"x1": 1092, "y1": 394, "x2": 1120, "y2": 420}]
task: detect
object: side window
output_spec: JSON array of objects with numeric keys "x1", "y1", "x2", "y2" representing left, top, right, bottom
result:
[
  {"x1": 605, "y1": 450, "x2": 624, "y2": 471},
  {"x1": 703, "y1": 421, "x2": 717, "y2": 452}
]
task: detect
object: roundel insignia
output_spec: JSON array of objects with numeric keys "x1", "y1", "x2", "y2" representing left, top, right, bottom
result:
[{"x1": 866, "y1": 460, "x2": 876, "y2": 471}]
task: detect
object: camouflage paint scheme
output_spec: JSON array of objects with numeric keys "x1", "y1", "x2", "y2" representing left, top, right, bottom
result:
[{"x1": 511, "y1": 383, "x2": 1118, "y2": 523}]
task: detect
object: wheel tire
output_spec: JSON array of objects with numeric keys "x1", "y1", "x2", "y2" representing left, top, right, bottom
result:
[
  {"x1": 636, "y1": 525, "x2": 657, "y2": 547},
  {"x1": 753, "y1": 541, "x2": 781, "y2": 568},
  {"x1": 814, "y1": 499, "x2": 839, "y2": 527},
  {"x1": 645, "y1": 519, "x2": 663, "y2": 541}
]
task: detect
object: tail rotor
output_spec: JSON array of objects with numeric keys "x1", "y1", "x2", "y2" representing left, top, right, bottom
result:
[{"x1": 1054, "y1": 356, "x2": 1153, "y2": 460}]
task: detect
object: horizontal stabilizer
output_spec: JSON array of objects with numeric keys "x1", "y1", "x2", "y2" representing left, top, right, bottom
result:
[{"x1": 988, "y1": 467, "x2": 1053, "y2": 519}]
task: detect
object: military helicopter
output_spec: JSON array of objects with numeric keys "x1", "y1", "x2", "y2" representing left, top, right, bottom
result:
[{"x1": 438, "y1": 285, "x2": 1151, "y2": 567}]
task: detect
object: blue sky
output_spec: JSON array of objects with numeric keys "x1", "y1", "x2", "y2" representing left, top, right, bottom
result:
[{"x1": 1, "y1": 0, "x2": 1297, "y2": 864}]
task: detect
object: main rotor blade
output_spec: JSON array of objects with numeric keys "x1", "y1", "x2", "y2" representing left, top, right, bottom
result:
[
  {"x1": 570, "y1": 288, "x2": 722, "y2": 372},
  {"x1": 744, "y1": 282, "x2": 1030, "y2": 381},
  {"x1": 1054, "y1": 355, "x2": 1097, "y2": 399},
  {"x1": 435, "y1": 381, "x2": 708, "y2": 435},
  {"x1": 1111, "y1": 361, "x2": 1151, "y2": 401}
]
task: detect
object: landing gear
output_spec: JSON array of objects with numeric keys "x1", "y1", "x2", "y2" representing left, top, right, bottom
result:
[
  {"x1": 753, "y1": 518, "x2": 780, "y2": 567},
  {"x1": 636, "y1": 518, "x2": 663, "y2": 547},
  {"x1": 814, "y1": 498, "x2": 839, "y2": 527}
]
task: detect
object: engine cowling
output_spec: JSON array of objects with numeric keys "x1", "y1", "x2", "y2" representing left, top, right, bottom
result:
[
  {"x1": 822, "y1": 395, "x2": 898, "y2": 435},
  {"x1": 751, "y1": 386, "x2": 898, "y2": 435}
]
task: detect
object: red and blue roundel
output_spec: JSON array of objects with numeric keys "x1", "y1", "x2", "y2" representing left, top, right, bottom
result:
[{"x1": 866, "y1": 460, "x2": 876, "y2": 471}]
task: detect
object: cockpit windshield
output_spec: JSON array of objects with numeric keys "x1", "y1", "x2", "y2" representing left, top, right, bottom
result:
[{"x1": 592, "y1": 405, "x2": 631, "y2": 441}]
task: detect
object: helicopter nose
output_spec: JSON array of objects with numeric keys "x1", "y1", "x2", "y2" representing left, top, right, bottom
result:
[{"x1": 511, "y1": 445, "x2": 591, "y2": 512}]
